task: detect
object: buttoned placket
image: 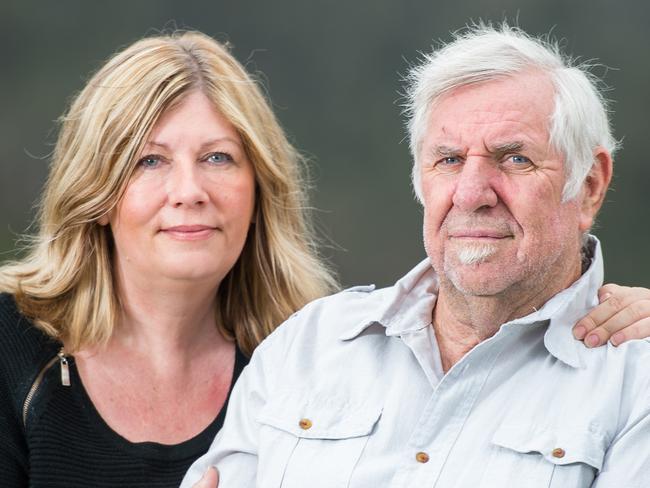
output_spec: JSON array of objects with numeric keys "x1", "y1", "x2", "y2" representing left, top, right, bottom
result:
[{"x1": 389, "y1": 325, "x2": 512, "y2": 487}]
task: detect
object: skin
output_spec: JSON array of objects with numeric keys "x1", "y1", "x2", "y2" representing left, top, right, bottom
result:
[
  {"x1": 574, "y1": 284, "x2": 650, "y2": 347},
  {"x1": 195, "y1": 468, "x2": 219, "y2": 488},
  {"x1": 75, "y1": 91, "x2": 256, "y2": 444},
  {"x1": 419, "y1": 72, "x2": 612, "y2": 371}
]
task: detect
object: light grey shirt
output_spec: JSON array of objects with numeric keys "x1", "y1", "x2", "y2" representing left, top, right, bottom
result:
[{"x1": 182, "y1": 237, "x2": 650, "y2": 487}]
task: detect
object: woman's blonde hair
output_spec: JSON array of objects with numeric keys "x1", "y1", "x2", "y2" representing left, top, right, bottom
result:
[{"x1": 0, "y1": 31, "x2": 337, "y2": 355}]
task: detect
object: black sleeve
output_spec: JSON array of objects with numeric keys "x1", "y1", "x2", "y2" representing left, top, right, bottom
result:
[
  {"x1": 0, "y1": 293, "x2": 54, "y2": 487},
  {"x1": 0, "y1": 368, "x2": 29, "y2": 486}
]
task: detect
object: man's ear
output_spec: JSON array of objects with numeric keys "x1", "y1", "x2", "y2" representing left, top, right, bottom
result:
[{"x1": 578, "y1": 146, "x2": 613, "y2": 232}]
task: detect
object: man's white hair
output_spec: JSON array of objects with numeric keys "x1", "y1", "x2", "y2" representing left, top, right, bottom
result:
[{"x1": 405, "y1": 22, "x2": 618, "y2": 203}]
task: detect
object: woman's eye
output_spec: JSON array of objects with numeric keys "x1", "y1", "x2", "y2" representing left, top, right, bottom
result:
[
  {"x1": 138, "y1": 155, "x2": 161, "y2": 168},
  {"x1": 207, "y1": 152, "x2": 234, "y2": 164}
]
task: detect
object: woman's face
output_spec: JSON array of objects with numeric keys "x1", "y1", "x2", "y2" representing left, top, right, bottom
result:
[{"x1": 107, "y1": 91, "x2": 256, "y2": 289}]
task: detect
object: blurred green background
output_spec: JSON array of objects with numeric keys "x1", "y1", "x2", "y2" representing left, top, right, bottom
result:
[{"x1": 1, "y1": 0, "x2": 648, "y2": 287}]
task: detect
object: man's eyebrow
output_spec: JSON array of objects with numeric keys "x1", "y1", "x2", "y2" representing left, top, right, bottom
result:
[
  {"x1": 429, "y1": 142, "x2": 527, "y2": 159},
  {"x1": 488, "y1": 141, "x2": 525, "y2": 158},
  {"x1": 432, "y1": 145, "x2": 463, "y2": 157}
]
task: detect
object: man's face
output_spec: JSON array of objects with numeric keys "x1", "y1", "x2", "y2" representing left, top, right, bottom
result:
[{"x1": 420, "y1": 72, "x2": 591, "y2": 298}]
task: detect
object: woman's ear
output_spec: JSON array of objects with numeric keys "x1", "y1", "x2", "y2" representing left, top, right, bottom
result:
[
  {"x1": 98, "y1": 214, "x2": 110, "y2": 226},
  {"x1": 578, "y1": 147, "x2": 613, "y2": 232}
]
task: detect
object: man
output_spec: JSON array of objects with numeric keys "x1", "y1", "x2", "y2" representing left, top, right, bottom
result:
[{"x1": 183, "y1": 24, "x2": 650, "y2": 487}]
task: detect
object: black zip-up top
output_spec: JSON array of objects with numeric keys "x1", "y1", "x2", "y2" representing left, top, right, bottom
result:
[{"x1": 0, "y1": 293, "x2": 247, "y2": 487}]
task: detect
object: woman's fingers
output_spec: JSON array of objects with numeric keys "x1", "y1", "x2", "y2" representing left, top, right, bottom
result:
[
  {"x1": 573, "y1": 284, "x2": 650, "y2": 347},
  {"x1": 193, "y1": 467, "x2": 219, "y2": 488}
]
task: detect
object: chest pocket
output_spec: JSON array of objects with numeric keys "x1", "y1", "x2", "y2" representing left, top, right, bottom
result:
[
  {"x1": 256, "y1": 390, "x2": 382, "y2": 488},
  {"x1": 479, "y1": 424, "x2": 607, "y2": 487}
]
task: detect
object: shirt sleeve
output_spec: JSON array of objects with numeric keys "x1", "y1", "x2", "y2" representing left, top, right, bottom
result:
[
  {"x1": 180, "y1": 325, "x2": 284, "y2": 488},
  {"x1": 591, "y1": 372, "x2": 650, "y2": 487},
  {"x1": 591, "y1": 419, "x2": 650, "y2": 485}
]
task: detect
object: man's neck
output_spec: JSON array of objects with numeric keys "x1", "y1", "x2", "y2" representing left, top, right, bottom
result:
[{"x1": 432, "y1": 260, "x2": 582, "y2": 372}]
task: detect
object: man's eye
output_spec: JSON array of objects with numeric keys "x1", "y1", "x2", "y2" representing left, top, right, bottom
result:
[
  {"x1": 508, "y1": 155, "x2": 531, "y2": 165},
  {"x1": 442, "y1": 156, "x2": 461, "y2": 165},
  {"x1": 432, "y1": 156, "x2": 463, "y2": 173},
  {"x1": 207, "y1": 152, "x2": 234, "y2": 164}
]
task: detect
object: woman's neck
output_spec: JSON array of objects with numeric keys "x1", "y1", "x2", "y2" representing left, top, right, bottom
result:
[
  {"x1": 108, "y1": 269, "x2": 225, "y2": 366},
  {"x1": 72, "y1": 272, "x2": 236, "y2": 444}
]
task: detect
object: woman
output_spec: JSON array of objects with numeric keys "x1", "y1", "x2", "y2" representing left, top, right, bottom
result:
[
  {"x1": 0, "y1": 31, "x2": 336, "y2": 486},
  {"x1": 0, "y1": 31, "x2": 646, "y2": 487}
]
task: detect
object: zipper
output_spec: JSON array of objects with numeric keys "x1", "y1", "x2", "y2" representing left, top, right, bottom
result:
[
  {"x1": 58, "y1": 349, "x2": 70, "y2": 386},
  {"x1": 22, "y1": 347, "x2": 71, "y2": 428}
]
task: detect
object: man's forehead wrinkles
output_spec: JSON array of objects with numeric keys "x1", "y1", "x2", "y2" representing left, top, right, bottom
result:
[{"x1": 430, "y1": 115, "x2": 548, "y2": 137}]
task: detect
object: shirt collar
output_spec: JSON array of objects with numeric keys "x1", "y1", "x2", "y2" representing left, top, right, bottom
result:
[
  {"x1": 338, "y1": 257, "x2": 438, "y2": 341},
  {"x1": 503, "y1": 236, "x2": 603, "y2": 368},
  {"x1": 340, "y1": 236, "x2": 603, "y2": 370}
]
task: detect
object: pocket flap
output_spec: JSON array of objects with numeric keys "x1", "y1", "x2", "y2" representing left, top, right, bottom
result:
[
  {"x1": 491, "y1": 424, "x2": 606, "y2": 470},
  {"x1": 257, "y1": 390, "x2": 382, "y2": 440}
]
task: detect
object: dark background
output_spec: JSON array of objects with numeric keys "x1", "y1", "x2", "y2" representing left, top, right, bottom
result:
[{"x1": 2, "y1": 0, "x2": 649, "y2": 287}]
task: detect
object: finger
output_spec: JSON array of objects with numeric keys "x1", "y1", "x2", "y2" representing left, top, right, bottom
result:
[
  {"x1": 597, "y1": 283, "x2": 621, "y2": 302},
  {"x1": 600, "y1": 284, "x2": 650, "y2": 303},
  {"x1": 573, "y1": 286, "x2": 650, "y2": 340},
  {"x1": 573, "y1": 294, "x2": 625, "y2": 340},
  {"x1": 193, "y1": 467, "x2": 219, "y2": 488},
  {"x1": 583, "y1": 299, "x2": 650, "y2": 347},
  {"x1": 610, "y1": 317, "x2": 650, "y2": 346}
]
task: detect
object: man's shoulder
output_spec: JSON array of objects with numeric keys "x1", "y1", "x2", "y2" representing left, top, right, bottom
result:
[
  {"x1": 257, "y1": 283, "x2": 393, "y2": 353},
  {"x1": 580, "y1": 338, "x2": 650, "y2": 387},
  {"x1": 577, "y1": 334, "x2": 650, "y2": 363},
  {"x1": 540, "y1": 333, "x2": 650, "y2": 425}
]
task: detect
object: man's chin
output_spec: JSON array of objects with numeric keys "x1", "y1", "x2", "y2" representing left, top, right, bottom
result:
[
  {"x1": 443, "y1": 259, "x2": 514, "y2": 296},
  {"x1": 456, "y1": 244, "x2": 498, "y2": 265}
]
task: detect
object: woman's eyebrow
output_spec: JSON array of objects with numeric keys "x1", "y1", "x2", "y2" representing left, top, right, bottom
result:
[
  {"x1": 142, "y1": 137, "x2": 243, "y2": 151},
  {"x1": 199, "y1": 137, "x2": 243, "y2": 150},
  {"x1": 144, "y1": 140, "x2": 170, "y2": 150}
]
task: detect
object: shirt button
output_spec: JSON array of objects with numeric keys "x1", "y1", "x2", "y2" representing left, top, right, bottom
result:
[
  {"x1": 415, "y1": 451, "x2": 430, "y2": 463},
  {"x1": 298, "y1": 418, "x2": 313, "y2": 430},
  {"x1": 551, "y1": 448, "x2": 565, "y2": 459}
]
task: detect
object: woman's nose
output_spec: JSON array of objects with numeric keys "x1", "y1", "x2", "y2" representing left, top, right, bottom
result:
[{"x1": 167, "y1": 162, "x2": 209, "y2": 208}]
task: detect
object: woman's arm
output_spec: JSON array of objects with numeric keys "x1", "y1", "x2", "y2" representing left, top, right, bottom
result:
[{"x1": 574, "y1": 284, "x2": 650, "y2": 347}]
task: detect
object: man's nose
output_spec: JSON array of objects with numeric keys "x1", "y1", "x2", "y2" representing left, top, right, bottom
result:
[
  {"x1": 168, "y1": 162, "x2": 209, "y2": 208},
  {"x1": 451, "y1": 159, "x2": 498, "y2": 212}
]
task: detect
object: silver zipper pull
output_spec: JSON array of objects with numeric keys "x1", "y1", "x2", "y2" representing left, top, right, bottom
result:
[{"x1": 58, "y1": 349, "x2": 70, "y2": 387}]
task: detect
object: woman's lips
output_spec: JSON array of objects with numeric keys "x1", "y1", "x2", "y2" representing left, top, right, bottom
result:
[{"x1": 160, "y1": 225, "x2": 218, "y2": 240}]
